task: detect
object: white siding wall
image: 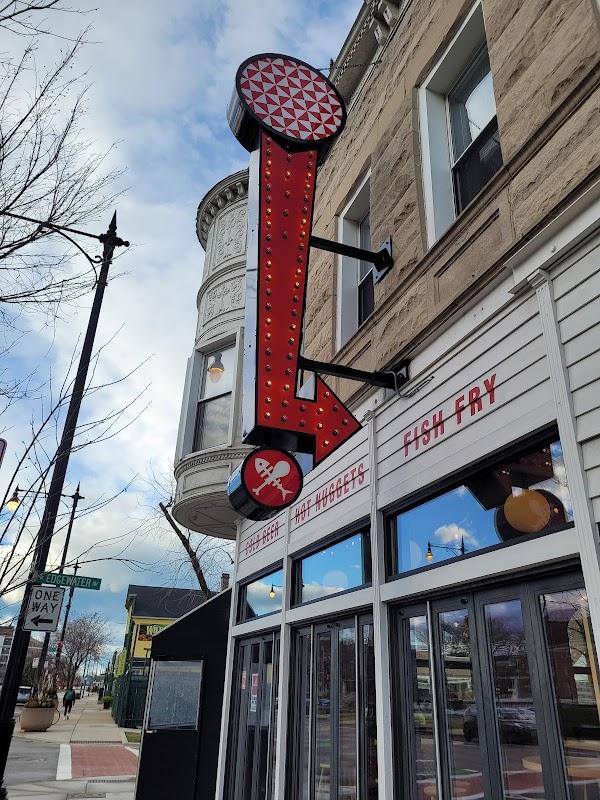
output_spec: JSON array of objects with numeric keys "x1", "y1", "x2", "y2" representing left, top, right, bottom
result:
[
  {"x1": 376, "y1": 290, "x2": 553, "y2": 510},
  {"x1": 553, "y1": 233, "x2": 600, "y2": 522}
]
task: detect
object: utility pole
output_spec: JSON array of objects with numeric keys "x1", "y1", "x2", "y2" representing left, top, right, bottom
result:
[
  {"x1": 0, "y1": 213, "x2": 128, "y2": 798},
  {"x1": 54, "y1": 562, "x2": 80, "y2": 687},
  {"x1": 35, "y1": 485, "x2": 83, "y2": 690}
]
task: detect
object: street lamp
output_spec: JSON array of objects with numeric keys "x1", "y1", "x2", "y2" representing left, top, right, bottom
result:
[
  {"x1": 0, "y1": 211, "x2": 127, "y2": 800},
  {"x1": 5, "y1": 490, "x2": 20, "y2": 513},
  {"x1": 426, "y1": 537, "x2": 466, "y2": 563}
]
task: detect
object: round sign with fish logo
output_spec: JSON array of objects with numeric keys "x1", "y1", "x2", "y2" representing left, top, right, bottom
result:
[{"x1": 228, "y1": 446, "x2": 304, "y2": 520}]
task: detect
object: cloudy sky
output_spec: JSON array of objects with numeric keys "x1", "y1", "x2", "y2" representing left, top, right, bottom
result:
[{"x1": 0, "y1": 0, "x2": 362, "y2": 658}]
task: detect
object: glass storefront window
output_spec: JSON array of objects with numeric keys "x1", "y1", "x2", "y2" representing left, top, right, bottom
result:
[
  {"x1": 541, "y1": 588, "x2": 600, "y2": 799},
  {"x1": 291, "y1": 615, "x2": 377, "y2": 800},
  {"x1": 227, "y1": 634, "x2": 279, "y2": 800},
  {"x1": 439, "y1": 608, "x2": 485, "y2": 799},
  {"x1": 147, "y1": 660, "x2": 203, "y2": 730},
  {"x1": 239, "y1": 568, "x2": 284, "y2": 621},
  {"x1": 407, "y1": 615, "x2": 438, "y2": 798},
  {"x1": 391, "y1": 437, "x2": 572, "y2": 575},
  {"x1": 295, "y1": 531, "x2": 371, "y2": 605}
]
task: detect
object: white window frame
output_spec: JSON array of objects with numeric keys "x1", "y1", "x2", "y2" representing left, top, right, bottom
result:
[
  {"x1": 175, "y1": 332, "x2": 242, "y2": 461},
  {"x1": 336, "y1": 170, "x2": 373, "y2": 350},
  {"x1": 419, "y1": 1, "x2": 493, "y2": 246}
]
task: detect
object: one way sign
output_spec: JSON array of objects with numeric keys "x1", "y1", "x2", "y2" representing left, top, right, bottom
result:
[{"x1": 23, "y1": 586, "x2": 65, "y2": 632}]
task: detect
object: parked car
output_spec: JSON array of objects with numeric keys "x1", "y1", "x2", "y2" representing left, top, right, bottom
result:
[
  {"x1": 464, "y1": 704, "x2": 537, "y2": 743},
  {"x1": 16, "y1": 686, "x2": 31, "y2": 704}
]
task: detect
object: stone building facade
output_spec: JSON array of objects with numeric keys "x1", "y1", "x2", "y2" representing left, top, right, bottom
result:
[
  {"x1": 173, "y1": 170, "x2": 252, "y2": 540},
  {"x1": 304, "y1": 0, "x2": 600, "y2": 404}
]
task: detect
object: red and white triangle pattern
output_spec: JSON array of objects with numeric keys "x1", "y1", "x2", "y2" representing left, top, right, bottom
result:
[{"x1": 239, "y1": 56, "x2": 343, "y2": 142}]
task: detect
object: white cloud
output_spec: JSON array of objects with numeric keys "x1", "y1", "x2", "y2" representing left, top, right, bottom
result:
[
  {"x1": 434, "y1": 523, "x2": 479, "y2": 547},
  {"x1": 0, "y1": 0, "x2": 362, "y2": 637}
]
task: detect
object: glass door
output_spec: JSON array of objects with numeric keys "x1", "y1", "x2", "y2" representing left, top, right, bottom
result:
[
  {"x1": 290, "y1": 614, "x2": 377, "y2": 800},
  {"x1": 396, "y1": 572, "x2": 600, "y2": 800},
  {"x1": 227, "y1": 632, "x2": 280, "y2": 800}
]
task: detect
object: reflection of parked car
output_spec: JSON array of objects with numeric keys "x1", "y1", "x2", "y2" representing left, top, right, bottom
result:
[
  {"x1": 16, "y1": 686, "x2": 31, "y2": 704},
  {"x1": 464, "y1": 704, "x2": 537, "y2": 743}
]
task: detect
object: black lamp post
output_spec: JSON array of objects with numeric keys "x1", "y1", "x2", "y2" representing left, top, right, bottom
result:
[
  {"x1": 426, "y1": 537, "x2": 466, "y2": 562},
  {"x1": 0, "y1": 211, "x2": 128, "y2": 798},
  {"x1": 5, "y1": 485, "x2": 84, "y2": 690}
]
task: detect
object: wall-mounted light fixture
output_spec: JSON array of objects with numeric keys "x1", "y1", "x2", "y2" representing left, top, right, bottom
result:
[{"x1": 207, "y1": 352, "x2": 225, "y2": 383}]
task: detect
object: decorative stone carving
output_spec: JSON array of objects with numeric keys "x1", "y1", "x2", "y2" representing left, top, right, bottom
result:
[
  {"x1": 196, "y1": 170, "x2": 249, "y2": 249},
  {"x1": 212, "y1": 205, "x2": 247, "y2": 268},
  {"x1": 200, "y1": 275, "x2": 244, "y2": 325}
]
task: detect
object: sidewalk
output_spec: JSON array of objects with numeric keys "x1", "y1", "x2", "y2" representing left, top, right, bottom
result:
[
  {"x1": 9, "y1": 695, "x2": 139, "y2": 800},
  {"x1": 15, "y1": 694, "x2": 125, "y2": 745}
]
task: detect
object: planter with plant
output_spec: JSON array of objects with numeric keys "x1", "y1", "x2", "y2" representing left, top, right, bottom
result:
[
  {"x1": 101, "y1": 695, "x2": 112, "y2": 710},
  {"x1": 20, "y1": 694, "x2": 60, "y2": 731}
]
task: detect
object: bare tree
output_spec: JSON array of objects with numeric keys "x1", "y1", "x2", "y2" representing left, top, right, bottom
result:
[
  {"x1": 0, "y1": 335, "x2": 150, "y2": 598},
  {"x1": 53, "y1": 611, "x2": 108, "y2": 688},
  {"x1": 0, "y1": 34, "x2": 122, "y2": 313},
  {"x1": 141, "y1": 466, "x2": 235, "y2": 595},
  {"x1": 0, "y1": 2, "x2": 81, "y2": 37}
]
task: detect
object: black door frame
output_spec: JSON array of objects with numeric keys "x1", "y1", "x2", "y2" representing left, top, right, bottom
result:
[
  {"x1": 289, "y1": 612, "x2": 374, "y2": 800},
  {"x1": 225, "y1": 631, "x2": 280, "y2": 800},
  {"x1": 394, "y1": 568, "x2": 593, "y2": 800}
]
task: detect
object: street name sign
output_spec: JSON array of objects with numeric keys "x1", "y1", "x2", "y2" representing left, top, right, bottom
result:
[
  {"x1": 23, "y1": 586, "x2": 65, "y2": 632},
  {"x1": 35, "y1": 572, "x2": 102, "y2": 591}
]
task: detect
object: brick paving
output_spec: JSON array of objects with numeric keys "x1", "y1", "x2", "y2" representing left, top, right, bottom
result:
[{"x1": 70, "y1": 744, "x2": 138, "y2": 779}]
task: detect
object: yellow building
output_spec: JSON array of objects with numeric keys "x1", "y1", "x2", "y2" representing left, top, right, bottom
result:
[{"x1": 122, "y1": 584, "x2": 206, "y2": 669}]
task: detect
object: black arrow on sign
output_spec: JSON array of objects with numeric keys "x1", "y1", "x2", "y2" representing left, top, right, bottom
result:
[{"x1": 30, "y1": 615, "x2": 52, "y2": 626}]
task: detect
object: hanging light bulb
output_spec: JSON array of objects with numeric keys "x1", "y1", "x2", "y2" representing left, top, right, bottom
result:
[
  {"x1": 207, "y1": 352, "x2": 225, "y2": 383},
  {"x1": 426, "y1": 542, "x2": 433, "y2": 562},
  {"x1": 6, "y1": 487, "x2": 20, "y2": 512},
  {"x1": 269, "y1": 585, "x2": 276, "y2": 599},
  {"x1": 504, "y1": 489, "x2": 551, "y2": 533}
]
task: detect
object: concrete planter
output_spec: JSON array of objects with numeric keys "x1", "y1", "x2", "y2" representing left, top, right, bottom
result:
[{"x1": 19, "y1": 705, "x2": 59, "y2": 732}]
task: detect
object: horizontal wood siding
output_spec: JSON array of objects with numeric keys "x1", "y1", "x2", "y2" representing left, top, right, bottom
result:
[
  {"x1": 376, "y1": 291, "x2": 552, "y2": 509},
  {"x1": 554, "y1": 235, "x2": 600, "y2": 523}
]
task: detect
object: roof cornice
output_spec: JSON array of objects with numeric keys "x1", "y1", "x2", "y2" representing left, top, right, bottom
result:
[{"x1": 196, "y1": 169, "x2": 249, "y2": 250}]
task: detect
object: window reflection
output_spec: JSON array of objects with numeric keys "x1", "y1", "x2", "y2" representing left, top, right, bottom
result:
[
  {"x1": 542, "y1": 588, "x2": 600, "y2": 799},
  {"x1": 298, "y1": 532, "x2": 369, "y2": 604},
  {"x1": 439, "y1": 608, "x2": 484, "y2": 800},
  {"x1": 394, "y1": 439, "x2": 572, "y2": 574},
  {"x1": 240, "y1": 568, "x2": 284, "y2": 621},
  {"x1": 408, "y1": 615, "x2": 438, "y2": 799}
]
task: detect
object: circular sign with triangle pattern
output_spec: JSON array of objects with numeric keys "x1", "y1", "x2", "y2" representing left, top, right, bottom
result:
[{"x1": 233, "y1": 53, "x2": 346, "y2": 147}]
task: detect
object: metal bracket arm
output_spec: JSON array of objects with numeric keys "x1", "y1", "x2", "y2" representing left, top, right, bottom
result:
[
  {"x1": 299, "y1": 356, "x2": 408, "y2": 391},
  {"x1": 310, "y1": 235, "x2": 393, "y2": 283}
]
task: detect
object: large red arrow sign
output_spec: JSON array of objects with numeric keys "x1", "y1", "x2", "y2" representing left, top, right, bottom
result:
[{"x1": 253, "y1": 131, "x2": 360, "y2": 463}]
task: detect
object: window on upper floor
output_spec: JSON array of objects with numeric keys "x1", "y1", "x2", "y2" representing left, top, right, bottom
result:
[
  {"x1": 337, "y1": 173, "x2": 374, "y2": 348},
  {"x1": 419, "y1": 2, "x2": 503, "y2": 245},
  {"x1": 193, "y1": 345, "x2": 236, "y2": 451}
]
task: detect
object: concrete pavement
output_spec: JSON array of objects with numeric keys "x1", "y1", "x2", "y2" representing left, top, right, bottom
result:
[{"x1": 6, "y1": 695, "x2": 139, "y2": 800}]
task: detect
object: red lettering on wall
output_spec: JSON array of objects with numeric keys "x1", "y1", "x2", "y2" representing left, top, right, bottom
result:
[{"x1": 468, "y1": 386, "x2": 482, "y2": 416}]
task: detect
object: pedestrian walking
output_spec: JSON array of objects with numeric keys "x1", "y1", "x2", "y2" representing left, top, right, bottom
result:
[{"x1": 62, "y1": 687, "x2": 76, "y2": 719}]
